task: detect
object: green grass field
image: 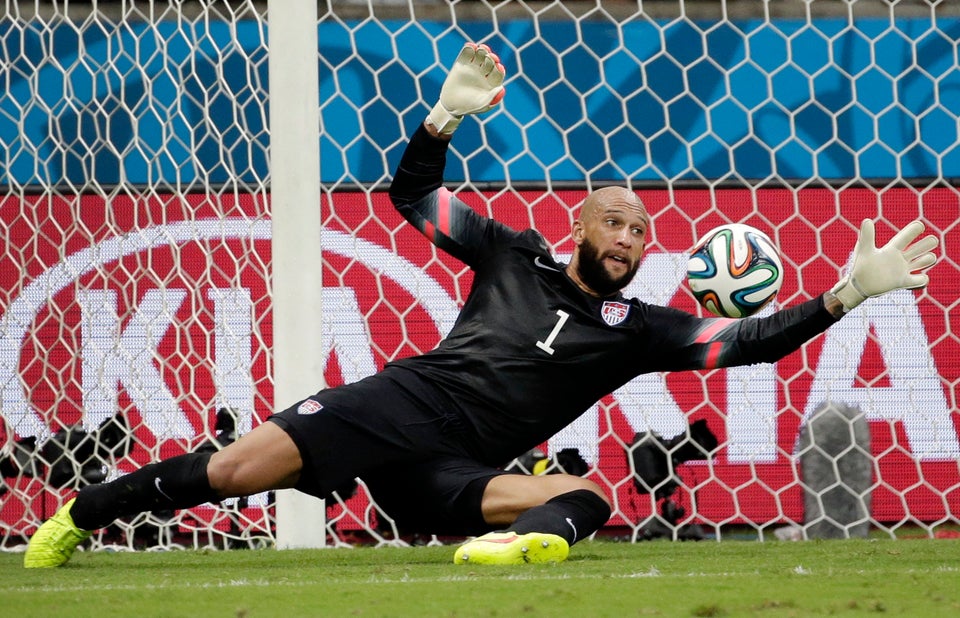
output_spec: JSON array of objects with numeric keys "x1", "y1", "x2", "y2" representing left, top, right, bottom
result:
[{"x1": 2, "y1": 538, "x2": 959, "y2": 617}]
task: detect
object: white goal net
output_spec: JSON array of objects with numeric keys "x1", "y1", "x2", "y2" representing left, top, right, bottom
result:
[{"x1": 1, "y1": 0, "x2": 958, "y2": 553}]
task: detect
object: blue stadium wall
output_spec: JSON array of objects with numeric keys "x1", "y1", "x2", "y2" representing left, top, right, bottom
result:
[{"x1": 1, "y1": 17, "x2": 958, "y2": 185}]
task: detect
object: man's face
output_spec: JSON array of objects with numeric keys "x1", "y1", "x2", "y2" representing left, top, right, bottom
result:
[
  {"x1": 571, "y1": 189, "x2": 649, "y2": 296},
  {"x1": 576, "y1": 232, "x2": 641, "y2": 296}
]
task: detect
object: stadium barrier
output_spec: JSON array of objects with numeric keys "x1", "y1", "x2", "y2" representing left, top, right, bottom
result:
[{"x1": 1, "y1": 186, "x2": 956, "y2": 549}]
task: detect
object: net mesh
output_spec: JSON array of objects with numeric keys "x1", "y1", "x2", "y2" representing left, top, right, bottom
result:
[{"x1": 1, "y1": 0, "x2": 958, "y2": 552}]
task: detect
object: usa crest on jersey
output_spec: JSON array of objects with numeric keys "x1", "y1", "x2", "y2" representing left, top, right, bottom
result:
[
  {"x1": 297, "y1": 399, "x2": 323, "y2": 415},
  {"x1": 601, "y1": 301, "x2": 630, "y2": 326}
]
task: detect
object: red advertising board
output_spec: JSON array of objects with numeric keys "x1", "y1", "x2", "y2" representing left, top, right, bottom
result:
[{"x1": 1, "y1": 187, "x2": 958, "y2": 534}]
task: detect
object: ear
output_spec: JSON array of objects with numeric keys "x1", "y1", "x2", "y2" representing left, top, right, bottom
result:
[{"x1": 571, "y1": 219, "x2": 585, "y2": 245}]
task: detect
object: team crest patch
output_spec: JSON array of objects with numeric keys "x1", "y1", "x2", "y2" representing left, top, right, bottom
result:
[
  {"x1": 601, "y1": 301, "x2": 630, "y2": 326},
  {"x1": 297, "y1": 399, "x2": 323, "y2": 415}
]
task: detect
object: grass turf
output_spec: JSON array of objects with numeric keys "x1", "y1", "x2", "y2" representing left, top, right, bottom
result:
[{"x1": 2, "y1": 538, "x2": 959, "y2": 617}]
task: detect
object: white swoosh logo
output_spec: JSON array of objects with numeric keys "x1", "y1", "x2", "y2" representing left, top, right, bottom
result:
[
  {"x1": 154, "y1": 477, "x2": 174, "y2": 501},
  {"x1": 534, "y1": 256, "x2": 561, "y2": 272}
]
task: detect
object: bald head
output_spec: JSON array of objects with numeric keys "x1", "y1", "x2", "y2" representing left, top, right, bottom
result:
[
  {"x1": 567, "y1": 187, "x2": 650, "y2": 297},
  {"x1": 578, "y1": 187, "x2": 649, "y2": 227}
]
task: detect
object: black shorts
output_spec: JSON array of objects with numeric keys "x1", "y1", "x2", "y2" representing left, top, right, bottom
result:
[{"x1": 268, "y1": 366, "x2": 508, "y2": 536}]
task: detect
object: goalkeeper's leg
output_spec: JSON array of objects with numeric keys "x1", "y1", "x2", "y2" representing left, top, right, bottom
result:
[
  {"x1": 454, "y1": 474, "x2": 611, "y2": 565},
  {"x1": 24, "y1": 422, "x2": 303, "y2": 568}
]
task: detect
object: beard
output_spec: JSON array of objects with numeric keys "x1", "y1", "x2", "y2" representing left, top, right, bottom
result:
[{"x1": 575, "y1": 237, "x2": 640, "y2": 296}]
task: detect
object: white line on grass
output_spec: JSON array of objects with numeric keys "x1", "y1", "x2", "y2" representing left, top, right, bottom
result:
[{"x1": 2, "y1": 569, "x2": 666, "y2": 595}]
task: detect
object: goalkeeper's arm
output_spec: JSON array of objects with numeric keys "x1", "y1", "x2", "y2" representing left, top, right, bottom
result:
[
  {"x1": 389, "y1": 42, "x2": 505, "y2": 207},
  {"x1": 425, "y1": 42, "x2": 506, "y2": 137},
  {"x1": 388, "y1": 42, "x2": 508, "y2": 264},
  {"x1": 824, "y1": 218, "x2": 939, "y2": 317}
]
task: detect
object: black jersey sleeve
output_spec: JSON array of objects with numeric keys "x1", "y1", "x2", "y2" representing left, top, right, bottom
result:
[
  {"x1": 389, "y1": 123, "x2": 514, "y2": 267},
  {"x1": 644, "y1": 295, "x2": 839, "y2": 371},
  {"x1": 389, "y1": 124, "x2": 448, "y2": 206}
]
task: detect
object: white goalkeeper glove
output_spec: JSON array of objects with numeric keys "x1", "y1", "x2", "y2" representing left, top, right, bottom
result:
[
  {"x1": 427, "y1": 43, "x2": 506, "y2": 135},
  {"x1": 830, "y1": 218, "x2": 939, "y2": 313}
]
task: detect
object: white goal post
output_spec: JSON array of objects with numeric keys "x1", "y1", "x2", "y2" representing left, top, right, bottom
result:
[
  {"x1": 267, "y1": 0, "x2": 327, "y2": 550},
  {"x1": 0, "y1": 1, "x2": 958, "y2": 554}
]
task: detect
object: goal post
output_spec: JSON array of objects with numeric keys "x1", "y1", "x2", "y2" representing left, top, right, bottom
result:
[{"x1": 267, "y1": 0, "x2": 327, "y2": 550}]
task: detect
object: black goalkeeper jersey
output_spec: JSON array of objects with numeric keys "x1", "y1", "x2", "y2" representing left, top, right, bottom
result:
[{"x1": 388, "y1": 125, "x2": 838, "y2": 466}]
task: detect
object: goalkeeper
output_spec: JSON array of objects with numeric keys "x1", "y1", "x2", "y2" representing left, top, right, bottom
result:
[{"x1": 25, "y1": 43, "x2": 939, "y2": 568}]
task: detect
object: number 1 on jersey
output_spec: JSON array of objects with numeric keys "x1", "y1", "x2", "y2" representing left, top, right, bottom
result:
[{"x1": 536, "y1": 309, "x2": 570, "y2": 355}]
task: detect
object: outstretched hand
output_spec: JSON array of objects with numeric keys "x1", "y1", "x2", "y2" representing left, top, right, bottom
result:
[
  {"x1": 831, "y1": 218, "x2": 939, "y2": 312},
  {"x1": 427, "y1": 43, "x2": 506, "y2": 135}
]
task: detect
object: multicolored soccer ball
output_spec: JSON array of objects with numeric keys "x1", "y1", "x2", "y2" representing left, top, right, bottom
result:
[{"x1": 686, "y1": 223, "x2": 784, "y2": 318}]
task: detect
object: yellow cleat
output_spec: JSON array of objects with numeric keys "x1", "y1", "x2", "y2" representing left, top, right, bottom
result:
[
  {"x1": 453, "y1": 531, "x2": 569, "y2": 565},
  {"x1": 23, "y1": 498, "x2": 92, "y2": 568}
]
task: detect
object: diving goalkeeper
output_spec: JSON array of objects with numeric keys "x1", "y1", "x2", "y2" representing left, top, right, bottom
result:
[{"x1": 24, "y1": 43, "x2": 939, "y2": 568}]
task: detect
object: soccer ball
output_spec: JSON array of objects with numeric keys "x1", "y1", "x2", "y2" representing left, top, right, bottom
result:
[{"x1": 686, "y1": 223, "x2": 784, "y2": 318}]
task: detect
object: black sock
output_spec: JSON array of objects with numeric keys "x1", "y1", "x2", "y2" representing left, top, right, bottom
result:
[
  {"x1": 507, "y1": 489, "x2": 611, "y2": 546},
  {"x1": 71, "y1": 451, "x2": 218, "y2": 530}
]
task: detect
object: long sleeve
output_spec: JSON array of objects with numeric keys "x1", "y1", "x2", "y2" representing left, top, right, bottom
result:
[
  {"x1": 388, "y1": 123, "x2": 510, "y2": 267},
  {"x1": 388, "y1": 123, "x2": 450, "y2": 207}
]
